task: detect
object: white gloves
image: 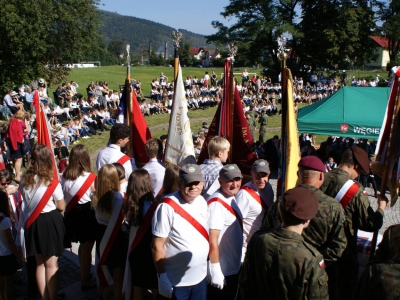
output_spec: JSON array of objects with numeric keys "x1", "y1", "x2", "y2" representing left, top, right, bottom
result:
[
  {"x1": 210, "y1": 262, "x2": 225, "y2": 290},
  {"x1": 158, "y1": 273, "x2": 173, "y2": 298}
]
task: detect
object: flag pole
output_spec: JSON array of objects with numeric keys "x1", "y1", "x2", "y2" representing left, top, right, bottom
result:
[
  {"x1": 172, "y1": 30, "x2": 182, "y2": 82},
  {"x1": 278, "y1": 35, "x2": 288, "y2": 196},
  {"x1": 125, "y1": 44, "x2": 134, "y2": 158},
  {"x1": 227, "y1": 43, "x2": 238, "y2": 163}
]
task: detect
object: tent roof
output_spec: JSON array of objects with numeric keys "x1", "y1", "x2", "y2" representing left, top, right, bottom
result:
[{"x1": 297, "y1": 87, "x2": 390, "y2": 139}]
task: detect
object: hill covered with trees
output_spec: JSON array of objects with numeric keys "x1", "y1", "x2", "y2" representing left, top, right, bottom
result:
[{"x1": 99, "y1": 10, "x2": 209, "y2": 57}]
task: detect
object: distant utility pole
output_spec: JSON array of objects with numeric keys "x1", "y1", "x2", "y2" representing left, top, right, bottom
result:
[
  {"x1": 149, "y1": 41, "x2": 152, "y2": 57},
  {"x1": 164, "y1": 42, "x2": 168, "y2": 60}
]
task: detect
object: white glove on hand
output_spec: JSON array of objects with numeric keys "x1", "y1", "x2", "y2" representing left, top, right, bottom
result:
[
  {"x1": 210, "y1": 262, "x2": 225, "y2": 290},
  {"x1": 158, "y1": 273, "x2": 173, "y2": 298}
]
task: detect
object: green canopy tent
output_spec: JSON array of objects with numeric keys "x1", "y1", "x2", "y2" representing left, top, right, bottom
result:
[{"x1": 297, "y1": 87, "x2": 390, "y2": 139}]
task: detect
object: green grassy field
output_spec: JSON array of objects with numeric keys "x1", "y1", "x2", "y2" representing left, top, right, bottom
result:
[{"x1": 64, "y1": 65, "x2": 386, "y2": 169}]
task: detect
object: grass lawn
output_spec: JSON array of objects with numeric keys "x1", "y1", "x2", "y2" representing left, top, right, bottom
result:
[{"x1": 63, "y1": 65, "x2": 385, "y2": 169}]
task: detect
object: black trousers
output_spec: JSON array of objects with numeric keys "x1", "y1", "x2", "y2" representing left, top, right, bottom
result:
[{"x1": 207, "y1": 272, "x2": 239, "y2": 300}]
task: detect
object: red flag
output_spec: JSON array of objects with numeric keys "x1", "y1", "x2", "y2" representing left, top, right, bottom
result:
[
  {"x1": 33, "y1": 91, "x2": 59, "y2": 179},
  {"x1": 198, "y1": 59, "x2": 256, "y2": 175},
  {"x1": 130, "y1": 91, "x2": 152, "y2": 164}
]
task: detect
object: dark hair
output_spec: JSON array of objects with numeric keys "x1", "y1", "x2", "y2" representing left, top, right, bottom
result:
[
  {"x1": 109, "y1": 124, "x2": 131, "y2": 144},
  {"x1": 340, "y1": 149, "x2": 356, "y2": 168},
  {"x1": 112, "y1": 163, "x2": 125, "y2": 181},
  {"x1": 0, "y1": 191, "x2": 12, "y2": 221},
  {"x1": 24, "y1": 144, "x2": 54, "y2": 189},
  {"x1": 63, "y1": 144, "x2": 91, "y2": 180},
  {"x1": 162, "y1": 165, "x2": 180, "y2": 195},
  {"x1": 124, "y1": 169, "x2": 154, "y2": 226},
  {"x1": 0, "y1": 169, "x2": 10, "y2": 182}
]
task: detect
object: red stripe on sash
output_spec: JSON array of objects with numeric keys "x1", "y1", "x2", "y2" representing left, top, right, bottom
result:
[
  {"x1": 340, "y1": 183, "x2": 359, "y2": 209},
  {"x1": 25, "y1": 178, "x2": 59, "y2": 229},
  {"x1": 116, "y1": 155, "x2": 130, "y2": 166},
  {"x1": 65, "y1": 173, "x2": 96, "y2": 214},
  {"x1": 208, "y1": 197, "x2": 243, "y2": 231},
  {"x1": 241, "y1": 185, "x2": 269, "y2": 212},
  {"x1": 97, "y1": 206, "x2": 124, "y2": 288},
  {"x1": 162, "y1": 198, "x2": 209, "y2": 241},
  {"x1": 157, "y1": 187, "x2": 163, "y2": 196},
  {"x1": 129, "y1": 202, "x2": 158, "y2": 254}
]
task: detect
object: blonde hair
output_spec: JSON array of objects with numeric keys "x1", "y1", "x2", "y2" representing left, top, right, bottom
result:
[
  {"x1": 94, "y1": 164, "x2": 120, "y2": 214},
  {"x1": 208, "y1": 136, "x2": 230, "y2": 158},
  {"x1": 15, "y1": 109, "x2": 25, "y2": 120}
]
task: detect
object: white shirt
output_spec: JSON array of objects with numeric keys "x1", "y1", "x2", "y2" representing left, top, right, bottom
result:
[
  {"x1": 152, "y1": 192, "x2": 209, "y2": 287},
  {"x1": 143, "y1": 158, "x2": 165, "y2": 196},
  {"x1": 61, "y1": 172, "x2": 93, "y2": 205},
  {"x1": 96, "y1": 144, "x2": 136, "y2": 180},
  {"x1": 207, "y1": 191, "x2": 242, "y2": 276},
  {"x1": 21, "y1": 178, "x2": 64, "y2": 214},
  {"x1": 0, "y1": 215, "x2": 12, "y2": 255},
  {"x1": 235, "y1": 181, "x2": 274, "y2": 261}
]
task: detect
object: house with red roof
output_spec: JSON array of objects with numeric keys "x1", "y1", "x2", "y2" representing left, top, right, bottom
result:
[{"x1": 366, "y1": 36, "x2": 390, "y2": 70}]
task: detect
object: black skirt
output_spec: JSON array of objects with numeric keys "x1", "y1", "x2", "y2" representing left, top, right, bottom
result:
[
  {"x1": 0, "y1": 254, "x2": 19, "y2": 275},
  {"x1": 96, "y1": 223, "x2": 128, "y2": 271},
  {"x1": 7, "y1": 140, "x2": 22, "y2": 159},
  {"x1": 24, "y1": 209, "x2": 65, "y2": 257},
  {"x1": 128, "y1": 227, "x2": 158, "y2": 289},
  {"x1": 65, "y1": 202, "x2": 96, "y2": 243}
]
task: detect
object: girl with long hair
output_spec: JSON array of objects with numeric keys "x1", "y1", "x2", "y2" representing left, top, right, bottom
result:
[
  {"x1": 95, "y1": 164, "x2": 127, "y2": 300},
  {"x1": 61, "y1": 144, "x2": 96, "y2": 290},
  {"x1": 155, "y1": 165, "x2": 180, "y2": 202},
  {"x1": 123, "y1": 169, "x2": 158, "y2": 300},
  {"x1": 20, "y1": 144, "x2": 65, "y2": 300},
  {"x1": 0, "y1": 190, "x2": 20, "y2": 300}
]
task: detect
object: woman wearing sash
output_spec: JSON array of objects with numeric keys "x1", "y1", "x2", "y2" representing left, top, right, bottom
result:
[
  {"x1": 94, "y1": 164, "x2": 127, "y2": 300},
  {"x1": 20, "y1": 144, "x2": 65, "y2": 300},
  {"x1": 61, "y1": 144, "x2": 97, "y2": 290},
  {"x1": 123, "y1": 169, "x2": 158, "y2": 300}
]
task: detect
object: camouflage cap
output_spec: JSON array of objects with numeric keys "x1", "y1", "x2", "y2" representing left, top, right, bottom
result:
[
  {"x1": 351, "y1": 146, "x2": 370, "y2": 173},
  {"x1": 179, "y1": 164, "x2": 203, "y2": 184},
  {"x1": 219, "y1": 164, "x2": 243, "y2": 181},
  {"x1": 298, "y1": 156, "x2": 325, "y2": 172},
  {"x1": 281, "y1": 187, "x2": 318, "y2": 220}
]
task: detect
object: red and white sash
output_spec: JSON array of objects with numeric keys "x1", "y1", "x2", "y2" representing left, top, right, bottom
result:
[
  {"x1": 241, "y1": 185, "x2": 269, "y2": 212},
  {"x1": 64, "y1": 173, "x2": 96, "y2": 214},
  {"x1": 116, "y1": 154, "x2": 130, "y2": 166},
  {"x1": 95, "y1": 193, "x2": 125, "y2": 288},
  {"x1": 334, "y1": 179, "x2": 359, "y2": 209},
  {"x1": 208, "y1": 197, "x2": 243, "y2": 230},
  {"x1": 162, "y1": 197, "x2": 209, "y2": 242},
  {"x1": 122, "y1": 202, "x2": 158, "y2": 300},
  {"x1": 9, "y1": 191, "x2": 22, "y2": 227}
]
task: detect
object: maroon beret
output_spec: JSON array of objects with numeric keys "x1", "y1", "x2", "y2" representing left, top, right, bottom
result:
[
  {"x1": 298, "y1": 156, "x2": 325, "y2": 172},
  {"x1": 281, "y1": 187, "x2": 319, "y2": 220},
  {"x1": 351, "y1": 146, "x2": 370, "y2": 173}
]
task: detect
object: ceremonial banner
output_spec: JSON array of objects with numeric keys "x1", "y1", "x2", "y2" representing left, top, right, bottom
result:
[
  {"x1": 372, "y1": 67, "x2": 400, "y2": 207},
  {"x1": 33, "y1": 91, "x2": 59, "y2": 179},
  {"x1": 279, "y1": 68, "x2": 300, "y2": 196},
  {"x1": 118, "y1": 86, "x2": 152, "y2": 165},
  {"x1": 198, "y1": 59, "x2": 256, "y2": 175},
  {"x1": 164, "y1": 64, "x2": 195, "y2": 165}
]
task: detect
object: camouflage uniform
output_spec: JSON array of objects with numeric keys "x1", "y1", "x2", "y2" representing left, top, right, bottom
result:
[
  {"x1": 258, "y1": 113, "x2": 268, "y2": 144},
  {"x1": 245, "y1": 111, "x2": 257, "y2": 142},
  {"x1": 261, "y1": 184, "x2": 347, "y2": 300},
  {"x1": 355, "y1": 224, "x2": 400, "y2": 299},
  {"x1": 320, "y1": 168, "x2": 384, "y2": 300},
  {"x1": 239, "y1": 227, "x2": 328, "y2": 300}
]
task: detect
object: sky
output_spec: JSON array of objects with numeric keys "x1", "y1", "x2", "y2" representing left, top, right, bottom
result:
[{"x1": 98, "y1": 0, "x2": 235, "y2": 35}]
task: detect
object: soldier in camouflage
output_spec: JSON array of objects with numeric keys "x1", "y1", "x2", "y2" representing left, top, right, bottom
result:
[
  {"x1": 239, "y1": 186, "x2": 328, "y2": 300},
  {"x1": 261, "y1": 156, "x2": 346, "y2": 300},
  {"x1": 355, "y1": 224, "x2": 400, "y2": 299},
  {"x1": 244, "y1": 111, "x2": 256, "y2": 142},
  {"x1": 258, "y1": 109, "x2": 268, "y2": 144},
  {"x1": 320, "y1": 146, "x2": 387, "y2": 300}
]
